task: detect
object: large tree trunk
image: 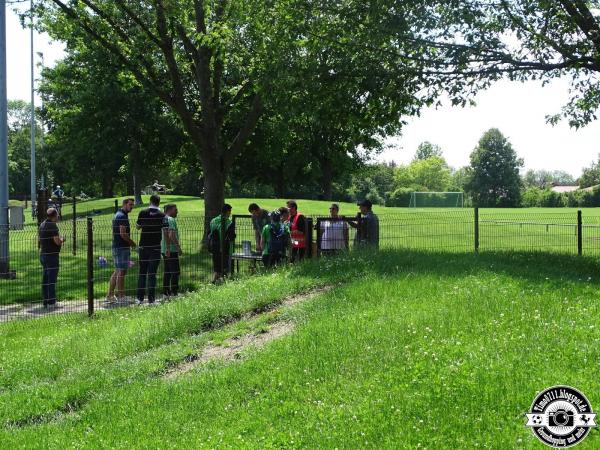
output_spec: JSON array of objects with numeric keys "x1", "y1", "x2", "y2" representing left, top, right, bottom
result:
[
  {"x1": 321, "y1": 157, "x2": 333, "y2": 200},
  {"x1": 132, "y1": 163, "x2": 143, "y2": 206},
  {"x1": 274, "y1": 162, "x2": 286, "y2": 198},
  {"x1": 202, "y1": 153, "x2": 227, "y2": 239},
  {"x1": 102, "y1": 178, "x2": 114, "y2": 198}
]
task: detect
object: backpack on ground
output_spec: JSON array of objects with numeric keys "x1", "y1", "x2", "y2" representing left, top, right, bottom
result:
[{"x1": 269, "y1": 224, "x2": 287, "y2": 255}]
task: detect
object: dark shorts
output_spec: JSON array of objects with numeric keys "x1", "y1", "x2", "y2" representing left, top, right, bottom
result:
[{"x1": 112, "y1": 246, "x2": 131, "y2": 271}]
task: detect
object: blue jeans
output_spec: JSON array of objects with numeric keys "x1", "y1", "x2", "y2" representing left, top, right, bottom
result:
[
  {"x1": 137, "y1": 247, "x2": 161, "y2": 302},
  {"x1": 40, "y1": 254, "x2": 59, "y2": 306}
]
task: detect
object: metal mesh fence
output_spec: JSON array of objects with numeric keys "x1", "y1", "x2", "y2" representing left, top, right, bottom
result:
[{"x1": 0, "y1": 208, "x2": 597, "y2": 323}]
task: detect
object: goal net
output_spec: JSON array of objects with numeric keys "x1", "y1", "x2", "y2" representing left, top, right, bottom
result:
[{"x1": 409, "y1": 192, "x2": 464, "y2": 208}]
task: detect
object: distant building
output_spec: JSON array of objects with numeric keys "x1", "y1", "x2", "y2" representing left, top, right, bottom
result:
[{"x1": 550, "y1": 183, "x2": 579, "y2": 193}]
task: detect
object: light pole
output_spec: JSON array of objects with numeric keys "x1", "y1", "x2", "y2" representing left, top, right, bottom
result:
[
  {"x1": 37, "y1": 51, "x2": 44, "y2": 190},
  {"x1": 30, "y1": 0, "x2": 36, "y2": 217},
  {"x1": 0, "y1": 0, "x2": 10, "y2": 275}
]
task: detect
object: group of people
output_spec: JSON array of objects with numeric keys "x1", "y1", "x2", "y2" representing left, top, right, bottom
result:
[
  {"x1": 207, "y1": 199, "x2": 380, "y2": 283},
  {"x1": 38, "y1": 196, "x2": 378, "y2": 308},
  {"x1": 107, "y1": 195, "x2": 181, "y2": 305}
]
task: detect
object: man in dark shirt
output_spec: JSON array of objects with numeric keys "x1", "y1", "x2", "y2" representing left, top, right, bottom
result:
[
  {"x1": 248, "y1": 203, "x2": 270, "y2": 251},
  {"x1": 108, "y1": 198, "x2": 136, "y2": 304},
  {"x1": 39, "y1": 208, "x2": 64, "y2": 309},
  {"x1": 351, "y1": 200, "x2": 380, "y2": 249},
  {"x1": 136, "y1": 194, "x2": 166, "y2": 304}
]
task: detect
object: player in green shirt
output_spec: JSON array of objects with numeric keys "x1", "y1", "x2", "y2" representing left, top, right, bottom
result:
[
  {"x1": 260, "y1": 210, "x2": 290, "y2": 267},
  {"x1": 209, "y1": 204, "x2": 235, "y2": 282},
  {"x1": 161, "y1": 204, "x2": 182, "y2": 297}
]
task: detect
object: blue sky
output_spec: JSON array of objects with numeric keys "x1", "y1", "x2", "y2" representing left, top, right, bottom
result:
[{"x1": 7, "y1": 7, "x2": 600, "y2": 178}]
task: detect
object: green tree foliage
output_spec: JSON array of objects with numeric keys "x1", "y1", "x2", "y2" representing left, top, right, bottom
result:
[
  {"x1": 398, "y1": 1, "x2": 600, "y2": 128},
  {"x1": 36, "y1": 1, "x2": 473, "y2": 224},
  {"x1": 40, "y1": 46, "x2": 185, "y2": 198},
  {"x1": 7, "y1": 100, "x2": 43, "y2": 196},
  {"x1": 578, "y1": 155, "x2": 600, "y2": 189},
  {"x1": 393, "y1": 157, "x2": 451, "y2": 192},
  {"x1": 347, "y1": 163, "x2": 396, "y2": 205},
  {"x1": 466, "y1": 129, "x2": 523, "y2": 207},
  {"x1": 449, "y1": 167, "x2": 470, "y2": 193},
  {"x1": 523, "y1": 170, "x2": 576, "y2": 189},
  {"x1": 414, "y1": 141, "x2": 442, "y2": 160}
]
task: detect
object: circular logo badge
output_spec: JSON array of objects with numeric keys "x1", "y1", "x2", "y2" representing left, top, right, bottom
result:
[{"x1": 525, "y1": 385, "x2": 596, "y2": 448}]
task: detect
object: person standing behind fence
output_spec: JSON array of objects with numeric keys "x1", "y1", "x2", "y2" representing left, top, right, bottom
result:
[
  {"x1": 287, "y1": 200, "x2": 306, "y2": 262},
  {"x1": 108, "y1": 198, "x2": 136, "y2": 304},
  {"x1": 39, "y1": 208, "x2": 65, "y2": 309},
  {"x1": 136, "y1": 194, "x2": 166, "y2": 305},
  {"x1": 162, "y1": 203, "x2": 182, "y2": 297},
  {"x1": 320, "y1": 203, "x2": 349, "y2": 255},
  {"x1": 261, "y1": 210, "x2": 291, "y2": 267},
  {"x1": 248, "y1": 203, "x2": 270, "y2": 252},
  {"x1": 209, "y1": 204, "x2": 236, "y2": 283},
  {"x1": 351, "y1": 200, "x2": 379, "y2": 249}
]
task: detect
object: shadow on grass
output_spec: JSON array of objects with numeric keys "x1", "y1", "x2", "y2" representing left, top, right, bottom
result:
[{"x1": 1, "y1": 248, "x2": 597, "y2": 322}]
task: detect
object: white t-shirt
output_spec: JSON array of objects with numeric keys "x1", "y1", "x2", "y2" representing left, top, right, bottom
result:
[{"x1": 320, "y1": 220, "x2": 348, "y2": 250}]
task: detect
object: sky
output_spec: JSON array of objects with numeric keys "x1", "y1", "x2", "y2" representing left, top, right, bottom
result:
[{"x1": 6, "y1": 7, "x2": 600, "y2": 179}]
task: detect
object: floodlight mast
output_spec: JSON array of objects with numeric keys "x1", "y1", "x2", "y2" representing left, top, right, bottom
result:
[
  {"x1": 0, "y1": 0, "x2": 9, "y2": 274},
  {"x1": 30, "y1": 0, "x2": 36, "y2": 217}
]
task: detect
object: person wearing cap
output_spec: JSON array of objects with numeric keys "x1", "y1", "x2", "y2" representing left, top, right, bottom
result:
[
  {"x1": 261, "y1": 210, "x2": 291, "y2": 267},
  {"x1": 286, "y1": 200, "x2": 306, "y2": 262},
  {"x1": 38, "y1": 208, "x2": 65, "y2": 309},
  {"x1": 248, "y1": 203, "x2": 270, "y2": 251},
  {"x1": 319, "y1": 203, "x2": 349, "y2": 255},
  {"x1": 351, "y1": 200, "x2": 379, "y2": 249}
]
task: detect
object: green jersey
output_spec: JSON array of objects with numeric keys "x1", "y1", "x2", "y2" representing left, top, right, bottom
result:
[
  {"x1": 210, "y1": 215, "x2": 234, "y2": 254},
  {"x1": 261, "y1": 223, "x2": 290, "y2": 256},
  {"x1": 161, "y1": 215, "x2": 179, "y2": 254}
]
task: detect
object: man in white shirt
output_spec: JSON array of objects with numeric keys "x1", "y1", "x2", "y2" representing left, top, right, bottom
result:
[{"x1": 320, "y1": 203, "x2": 349, "y2": 254}]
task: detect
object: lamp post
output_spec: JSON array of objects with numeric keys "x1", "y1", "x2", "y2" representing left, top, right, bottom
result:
[
  {"x1": 30, "y1": 0, "x2": 36, "y2": 217},
  {"x1": 37, "y1": 51, "x2": 44, "y2": 190},
  {"x1": 0, "y1": 0, "x2": 10, "y2": 275}
]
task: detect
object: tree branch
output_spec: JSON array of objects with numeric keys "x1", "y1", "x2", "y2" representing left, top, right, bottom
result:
[
  {"x1": 225, "y1": 93, "x2": 263, "y2": 169},
  {"x1": 48, "y1": 0, "x2": 172, "y2": 107}
]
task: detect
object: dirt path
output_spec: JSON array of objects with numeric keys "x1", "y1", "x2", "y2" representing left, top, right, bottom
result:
[{"x1": 163, "y1": 286, "x2": 333, "y2": 379}]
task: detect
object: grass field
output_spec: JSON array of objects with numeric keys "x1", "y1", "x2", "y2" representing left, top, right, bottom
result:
[
  {"x1": 0, "y1": 250, "x2": 598, "y2": 448},
  {"x1": 4, "y1": 195, "x2": 600, "y2": 306}
]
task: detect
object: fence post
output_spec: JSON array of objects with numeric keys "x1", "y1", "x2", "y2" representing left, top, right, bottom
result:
[
  {"x1": 87, "y1": 217, "x2": 94, "y2": 316},
  {"x1": 306, "y1": 217, "x2": 313, "y2": 258},
  {"x1": 114, "y1": 199, "x2": 118, "y2": 214},
  {"x1": 316, "y1": 218, "x2": 322, "y2": 257},
  {"x1": 577, "y1": 210, "x2": 582, "y2": 256},
  {"x1": 474, "y1": 207, "x2": 479, "y2": 254},
  {"x1": 72, "y1": 196, "x2": 76, "y2": 256}
]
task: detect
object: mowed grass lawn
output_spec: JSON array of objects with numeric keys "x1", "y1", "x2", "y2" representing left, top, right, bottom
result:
[{"x1": 0, "y1": 250, "x2": 599, "y2": 448}]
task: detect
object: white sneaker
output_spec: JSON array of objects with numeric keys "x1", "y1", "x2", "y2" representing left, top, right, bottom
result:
[
  {"x1": 135, "y1": 299, "x2": 144, "y2": 306},
  {"x1": 105, "y1": 295, "x2": 117, "y2": 305}
]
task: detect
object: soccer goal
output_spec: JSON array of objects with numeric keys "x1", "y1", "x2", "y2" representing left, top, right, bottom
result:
[{"x1": 408, "y1": 192, "x2": 464, "y2": 208}]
